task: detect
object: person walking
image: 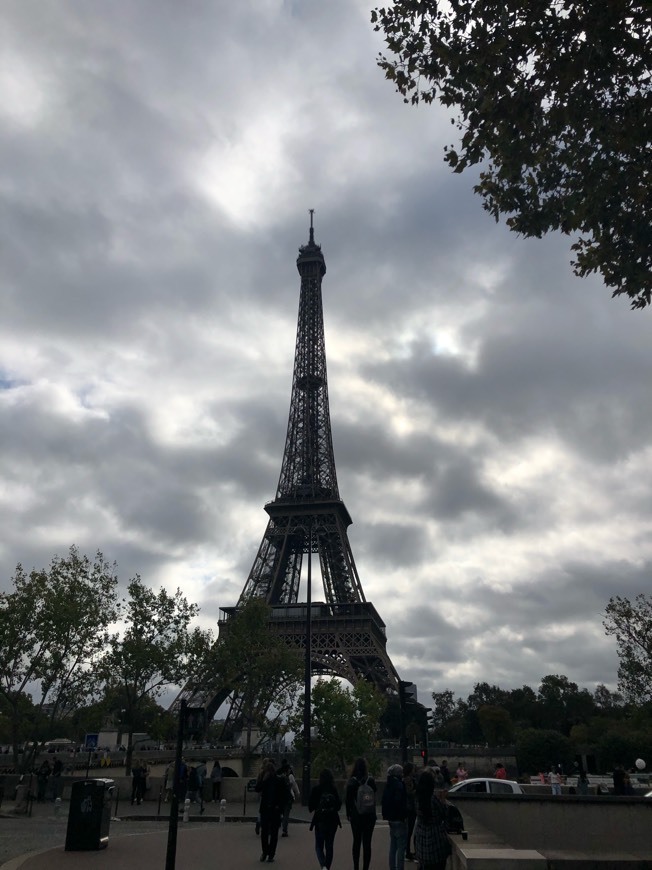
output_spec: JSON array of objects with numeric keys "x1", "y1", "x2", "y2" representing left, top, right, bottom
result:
[
  {"x1": 279, "y1": 759, "x2": 300, "y2": 836},
  {"x1": 382, "y1": 764, "x2": 408, "y2": 870},
  {"x1": 163, "y1": 760, "x2": 175, "y2": 802},
  {"x1": 130, "y1": 760, "x2": 147, "y2": 805},
  {"x1": 612, "y1": 765, "x2": 626, "y2": 795},
  {"x1": 187, "y1": 764, "x2": 201, "y2": 805},
  {"x1": 177, "y1": 758, "x2": 188, "y2": 802},
  {"x1": 195, "y1": 759, "x2": 207, "y2": 812},
  {"x1": 36, "y1": 759, "x2": 51, "y2": 802},
  {"x1": 308, "y1": 768, "x2": 342, "y2": 870},
  {"x1": 345, "y1": 757, "x2": 377, "y2": 870},
  {"x1": 550, "y1": 767, "x2": 562, "y2": 796},
  {"x1": 403, "y1": 762, "x2": 418, "y2": 862},
  {"x1": 51, "y1": 757, "x2": 63, "y2": 800},
  {"x1": 255, "y1": 759, "x2": 290, "y2": 863},
  {"x1": 210, "y1": 759, "x2": 222, "y2": 802},
  {"x1": 454, "y1": 763, "x2": 468, "y2": 782},
  {"x1": 414, "y1": 769, "x2": 451, "y2": 870},
  {"x1": 494, "y1": 763, "x2": 507, "y2": 780}
]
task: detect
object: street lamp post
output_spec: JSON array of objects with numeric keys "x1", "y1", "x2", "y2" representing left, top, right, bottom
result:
[
  {"x1": 301, "y1": 523, "x2": 312, "y2": 805},
  {"x1": 165, "y1": 698, "x2": 186, "y2": 870}
]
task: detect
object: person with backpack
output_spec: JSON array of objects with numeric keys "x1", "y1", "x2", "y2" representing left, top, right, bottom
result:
[
  {"x1": 382, "y1": 764, "x2": 408, "y2": 870},
  {"x1": 345, "y1": 757, "x2": 377, "y2": 870},
  {"x1": 308, "y1": 768, "x2": 342, "y2": 870}
]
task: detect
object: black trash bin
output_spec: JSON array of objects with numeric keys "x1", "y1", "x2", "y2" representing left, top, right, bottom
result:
[{"x1": 65, "y1": 778, "x2": 114, "y2": 851}]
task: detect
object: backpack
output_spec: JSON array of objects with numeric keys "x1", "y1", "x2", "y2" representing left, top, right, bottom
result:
[
  {"x1": 356, "y1": 777, "x2": 375, "y2": 815},
  {"x1": 276, "y1": 773, "x2": 291, "y2": 805},
  {"x1": 318, "y1": 789, "x2": 339, "y2": 825}
]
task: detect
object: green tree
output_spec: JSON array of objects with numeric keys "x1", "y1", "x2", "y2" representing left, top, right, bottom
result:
[
  {"x1": 515, "y1": 728, "x2": 574, "y2": 776},
  {"x1": 378, "y1": 694, "x2": 402, "y2": 739},
  {"x1": 596, "y1": 728, "x2": 652, "y2": 773},
  {"x1": 0, "y1": 547, "x2": 119, "y2": 771},
  {"x1": 292, "y1": 678, "x2": 387, "y2": 776},
  {"x1": 431, "y1": 689, "x2": 457, "y2": 732},
  {"x1": 204, "y1": 598, "x2": 304, "y2": 758},
  {"x1": 604, "y1": 594, "x2": 652, "y2": 703},
  {"x1": 592, "y1": 683, "x2": 625, "y2": 713},
  {"x1": 99, "y1": 577, "x2": 212, "y2": 774},
  {"x1": 505, "y1": 685, "x2": 538, "y2": 730},
  {"x1": 371, "y1": 1, "x2": 652, "y2": 308},
  {"x1": 477, "y1": 704, "x2": 514, "y2": 746},
  {"x1": 467, "y1": 683, "x2": 509, "y2": 710},
  {"x1": 537, "y1": 674, "x2": 595, "y2": 735}
]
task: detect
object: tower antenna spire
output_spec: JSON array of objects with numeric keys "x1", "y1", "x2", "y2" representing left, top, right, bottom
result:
[{"x1": 309, "y1": 208, "x2": 315, "y2": 244}]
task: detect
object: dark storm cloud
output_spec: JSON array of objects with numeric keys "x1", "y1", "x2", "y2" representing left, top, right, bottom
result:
[{"x1": 360, "y1": 521, "x2": 430, "y2": 569}]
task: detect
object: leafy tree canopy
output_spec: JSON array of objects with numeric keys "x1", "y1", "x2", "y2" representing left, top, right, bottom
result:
[
  {"x1": 292, "y1": 678, "x2": 387, "y2": 776},
  {"x1": 204, "y1": 598, "x2": 304, "y2": 756},
  {"x1": 372, "y1": 0, "x2": 652, "y2": 308},
  {"x1": 0, "y1": 547, "x2": 119, "y2": 771},
  {"x1": 515, "y1": 727, "x2": 575, "y2": 775},
  {"x1": 99, "y1": 577, "x2": 213, "y2": 772},
  {"x1": 604, "y1": 594, "x2": 652, "y2": 704},
  {"x1": 477, "y1": 704, "x2": 514, "y2": 745}
]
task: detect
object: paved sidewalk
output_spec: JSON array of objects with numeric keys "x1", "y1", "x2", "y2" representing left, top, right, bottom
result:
[{"x1": 1, "y1": 802, "x2": 392, "y2": 870}]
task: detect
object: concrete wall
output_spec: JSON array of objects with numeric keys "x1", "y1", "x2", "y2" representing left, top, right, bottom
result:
[{"x1": 450, "y1": 794, "x2": 652, "y2": 855}]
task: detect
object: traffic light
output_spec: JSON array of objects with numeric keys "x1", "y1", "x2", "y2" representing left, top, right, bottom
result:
[
  {"x1": 398, "y1": 680, "x2": 417, "y2": 708},
  {"x1": 426, "y1": 709, "x2": 435, "y2": 732}
]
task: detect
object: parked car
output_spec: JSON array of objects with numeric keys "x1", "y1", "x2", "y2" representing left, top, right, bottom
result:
[{"x1": 448, "y1": 777, "x2": 524, "y2": 795}]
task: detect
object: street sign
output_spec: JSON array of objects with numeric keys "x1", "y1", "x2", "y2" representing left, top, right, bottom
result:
[{"x1": 84, "y1": 733, "x2": 98, "y2": 750}]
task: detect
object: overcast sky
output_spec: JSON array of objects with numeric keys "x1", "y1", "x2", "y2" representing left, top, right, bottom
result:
[{"x1": 1, "y1": 0, "x2": 650, "y2": 708}]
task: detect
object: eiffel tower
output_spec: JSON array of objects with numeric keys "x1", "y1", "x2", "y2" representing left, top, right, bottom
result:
[{"x1": 177, "y1": 214, "x2": 399, "y2": 723}]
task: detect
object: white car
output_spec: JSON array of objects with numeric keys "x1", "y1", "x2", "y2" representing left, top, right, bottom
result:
[{"x1": 448, "y1": 777, "x2": 524, "y2": 795}]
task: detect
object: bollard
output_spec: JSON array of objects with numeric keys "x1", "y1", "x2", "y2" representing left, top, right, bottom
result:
[
  {"x1": 220, "y1": 798, "x2": 226, "y2": 821},
  {"x1": 183, "y1": 798, "x2": 190, "y2": 822},
  {"x1": 12, "y1": 784, "x2": 29, "y2": 816},
  {"x1": 54, "y1": 797, "x2": 62, "y2": 818}
]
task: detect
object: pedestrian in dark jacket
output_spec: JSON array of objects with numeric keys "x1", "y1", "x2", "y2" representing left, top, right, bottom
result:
[
  {"x1": 345, "y1": 757, "x2": 377, "y2": 870},
  {"x1": 414, "y1": 769, "x2": 451, "y2": 870},
  {"x1": 255, "y1": 759, "x2": 290, "y2": 863},
  {"x1": 130, "y1": 760, "x2": 147, "y2": 805},
  {"x1": 210, "y1": 759, "x2": 222, "y2": 801},
  {"x1": 36, "y1": 759, "x2": 51, "y2": 802},
  {"x1": 403, "y1": 762, "x2": 417, "y2": 861},
  {"x1": 308, "y1": 768, "x2": 342, "y2": 870},
  {"x1": 382, "y1": 764, "x2": 408, "y2": 870}
]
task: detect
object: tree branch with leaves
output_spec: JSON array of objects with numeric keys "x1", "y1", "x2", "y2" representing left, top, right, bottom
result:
[
  {"x1": 203, "y1": 599, "x2": 304, "y2": 758},
  {"x1": 604, "y1": 594, "x2": 652, "y2": 704},
  {"x1": 372, "y1": 0, "x2": 652, "y2": 308},
  {"x1": 0, "y1": 547, "x2": 119, "y2": 771},
  {"x1": 98, "y1": 577, "x2": 213, "y2": 774}
]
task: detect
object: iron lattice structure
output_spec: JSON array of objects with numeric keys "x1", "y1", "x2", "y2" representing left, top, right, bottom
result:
[{"x1": 175, "y1": 218, "x2": 399, "y2": 721}]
